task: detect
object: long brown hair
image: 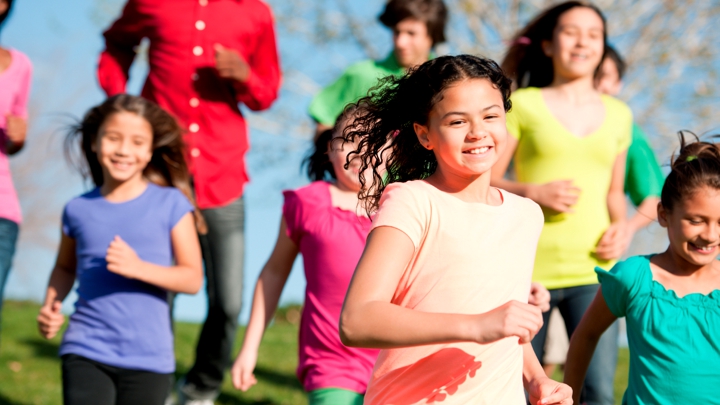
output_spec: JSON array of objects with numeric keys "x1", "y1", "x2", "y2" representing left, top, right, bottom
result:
[
  {"x1": 662, "y1": 131, "x2": 720, "y2": 212},
  {"x1": 344, "y1": 55, "x2": 512, "y2": 215},
  {"x1": 501, "y1": 1, "x2": 607, "y2": 88},
  {"x1": 65, "y1": 94, "x2": 207, "y2": 233}
]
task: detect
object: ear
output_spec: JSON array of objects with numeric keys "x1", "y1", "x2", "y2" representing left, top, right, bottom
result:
[
  {"x1": 657, "y1": 202, "x2": 669, "y2": 228},
  {"x1": 541, "y1": 40, "x2": 553, "y2": 58},
  {"x1": 413, "y1": 123, "x2": 432, "y2": 150}
]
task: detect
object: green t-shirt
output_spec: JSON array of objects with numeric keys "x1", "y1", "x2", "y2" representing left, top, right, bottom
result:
[
  {"x1": 506, "y1": 87, "x2": 633, "y2": 289},
  {"x1": 597, "y1": 255, "x2": 720, "y2": 404},
  {"x1": 308, "y1": 52, "x2": 405, "y2": 126},
  {"x1": 624, "y1": 123, "x2": 665, "y2": 206}
]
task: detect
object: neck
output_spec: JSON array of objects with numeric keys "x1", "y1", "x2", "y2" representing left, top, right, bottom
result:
[
  {"x1": 659, "y1": 248, "x2": 716, "y2": 277},
  {"x1": 548, "y1": 75, "x2": 598, "y2": 101},
  {"x1": 427, "y1": 167, "x2": 495, "y2": 204},
  {"x1": 101, "y1": 175, "x2": 149, "y2": 202}
]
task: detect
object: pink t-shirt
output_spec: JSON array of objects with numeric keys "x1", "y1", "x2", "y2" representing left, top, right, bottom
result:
[
  {"x1": 283, "y1": 181, "x2": 379, "y2": 393},
  {"x1": 0, "y1": 49, "x2": 32, "y2": 224},
  {"x1": 365, "y1": 180, "x2": 544, "y2": 405}
]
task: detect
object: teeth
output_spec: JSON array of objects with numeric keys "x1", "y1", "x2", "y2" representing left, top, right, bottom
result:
[{"x1": 467, "y1": 147, "x2": 490, "y2": 154}]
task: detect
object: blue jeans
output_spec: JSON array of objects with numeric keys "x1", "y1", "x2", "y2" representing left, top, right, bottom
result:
[
  {"x1": 182, "y1": 197, "x2": 245, "y2": 400},
  {"x1": 531, "y1": 284, "x2": 618, "y2": 405},
  {"x1": 0, "y1": 218, "x2": 19, "y2": 337}
]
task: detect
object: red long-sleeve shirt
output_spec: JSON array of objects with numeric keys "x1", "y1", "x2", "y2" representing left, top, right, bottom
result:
[{"x1": 98, "y1": 0, "x2": 281, "y2": 208}]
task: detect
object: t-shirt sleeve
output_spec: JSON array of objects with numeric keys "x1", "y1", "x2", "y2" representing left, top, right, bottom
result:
[
  {"x1": 169, "y1": 189, "x2": 194, "y2": 228},
  {"x1": 282, "y1": 189, "x2": 306, "y2": 245},
  {"x1": 308, "y1": 65, "x2": 367, "y2": 127},
  {"x1": 625, "y1": 123, "x2": 665, "y2": 206},
  {"x1": 595, "y1": 257, "x2": 645, "y2": 317},
  {"x1": 61, "y1": 204, "x2": 75, "y2": 238},
  {"x1": 371, "y1": 183, "x2": 428, "y2": 249}
]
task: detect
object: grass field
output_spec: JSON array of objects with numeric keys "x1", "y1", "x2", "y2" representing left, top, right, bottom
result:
[{"x1": 0, "y1": 301, "x2": 629, "y2": 404}]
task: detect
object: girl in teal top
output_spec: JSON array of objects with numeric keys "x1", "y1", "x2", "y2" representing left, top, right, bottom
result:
[{"x1": 565, "y1": 132, "x2": 720, "y2": 405}]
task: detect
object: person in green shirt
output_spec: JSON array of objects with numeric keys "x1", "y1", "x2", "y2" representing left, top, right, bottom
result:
[
  {"x1": 308, "y1": 0, "x2": 447, "y2": 136},
  {"x1": 596, "y1": 45, "x2": 666, "y2": 239}
]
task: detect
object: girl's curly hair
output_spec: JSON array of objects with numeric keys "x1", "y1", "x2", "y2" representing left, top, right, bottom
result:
[{"x1": 343, "y1": 54, "x2": 512, "y2": 215}]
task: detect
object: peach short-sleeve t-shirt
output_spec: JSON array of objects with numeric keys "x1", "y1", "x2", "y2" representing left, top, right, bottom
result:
[{"x1": 365, "y1": 180, "x2": 544, "y2": 405}]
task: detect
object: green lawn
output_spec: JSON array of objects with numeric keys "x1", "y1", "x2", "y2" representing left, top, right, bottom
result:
[{"x1": 0, "y1": 301, "x2": 629, "y2": 404}]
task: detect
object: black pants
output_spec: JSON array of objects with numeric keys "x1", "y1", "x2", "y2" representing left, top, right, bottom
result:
[
  {"x1": 182, "y1": 196, "x2": 245, "y2": 400},
  {"x1": 62, "y1": 354, "x2": 171, "y2": 405}
]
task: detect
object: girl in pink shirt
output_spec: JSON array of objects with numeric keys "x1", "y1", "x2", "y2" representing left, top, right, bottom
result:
[
  {"x1": 0, "y1": 0, "x2": 32, "y2": 344},
  {"x1": 339, "y1": 55, "x2": 572, "y2": 405},
  {"x1": 231, "y1": 106, "x2": 379, "y2": 405}
]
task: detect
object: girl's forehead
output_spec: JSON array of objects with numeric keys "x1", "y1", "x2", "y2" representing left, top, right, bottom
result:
[{"x1": 557, "y1": 7, "x2": 604, "y2": 30}]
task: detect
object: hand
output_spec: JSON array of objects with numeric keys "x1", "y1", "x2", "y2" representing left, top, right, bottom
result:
[
  {"x1": 528, "y1": 282, "x2": 551, "y2": 312},
  {"x1": 231, "y1": 349, "x2": 258, "y2": 391},
  {"x1": 214, "y1": 43, "x2": 250, "y2": 82},
  {"x1": 106, "y1": 236, "x2": 143, "y2": 279},
  {"x1": 595, "y1": 222, "x2": 631, "y2": 261},
  {"x1": 527, "y1": 180, "x2": 581, "y2": 213},
  {"x1": 474, "y1": 300, "x2": 544, "y2": 344},
  {"x1": 527, "y1": 376, "x2": 573, "y2": 405},
  {"x1": 37, "y1": 301, "x2": 65, "y2": 339}
]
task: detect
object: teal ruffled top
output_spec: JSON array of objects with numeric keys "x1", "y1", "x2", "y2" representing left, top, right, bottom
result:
[{"x1": 596, "y1": 255, "x2": 720, "y2": 405}]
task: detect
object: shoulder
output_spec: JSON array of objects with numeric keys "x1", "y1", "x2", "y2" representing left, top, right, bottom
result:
[
  {"x1": 382, "y1": 180, "x2": 430, "y2": 201},
  {"x1": 509, "y1": 87, "x2": 539, "y2": 107},
  {"x1": 9, "y1": 49, "x2": 32, "y2": 71},
  {"x1": 283, "y1": 181, "x2": 328, "y2": 209},
  {"x1": 62, "y1": 188, "x2": 102, "y2": 223},
  {"x1": 503, "y1": 190, "x2": 543, "y2": 216},
  {"x1": 243, "y1": 0, "x2": 274, "y2": 23},
  {"x1": 597, "y1": 255, "x2": 649, "y2": 287},
  {"x1": 601, "y1": 95, "x2": 633, "y2": 121}
]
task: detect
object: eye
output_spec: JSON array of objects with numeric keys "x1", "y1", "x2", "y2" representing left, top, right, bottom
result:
[
  {"x1": 484, "y1": 115, "x2": 498, "y2": 120},
  {"x1": 688, "y1": 218, "x2": 704, "y2": 225}
]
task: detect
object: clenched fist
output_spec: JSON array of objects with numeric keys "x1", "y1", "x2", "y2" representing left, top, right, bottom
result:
[{"x1": 214, "y1": 43, "x2": 250, "y2": 82}]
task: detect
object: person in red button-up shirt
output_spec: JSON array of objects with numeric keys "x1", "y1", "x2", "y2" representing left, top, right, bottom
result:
[{"x1": 98, "y1": 1, "x2": 280, "y2": 403}]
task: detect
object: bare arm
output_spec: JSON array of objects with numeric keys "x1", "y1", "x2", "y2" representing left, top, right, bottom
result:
[
  {"x1": 491, "y1": 135, "x2": 580, "y2": 212},
  {"x1": 524, "y1": 343, "x2": 573, "y2": 405},
  {"x1": 564, "y1": 288, "x2": 617, "y2": 405},
  {"x1": 339, "y1": 227, "x2": 543, "y2": 349},
  {"x1": 596, "y1": 152, "x2": 630, "y2": 260},
  {"x1": 105, "y1": 212, "x2": 203, "y2": 294},
  {"x1": 37, "y1": 232, "x2": 77, "y2": 339},
  {"x1": 232, "y1": 218, "x2": 299, "y2": 391},
  {"x1": 627, "y1": 196, "x2": 659, "y2": 234}
]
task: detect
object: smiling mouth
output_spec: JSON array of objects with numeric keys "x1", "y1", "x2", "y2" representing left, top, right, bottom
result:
[
  {"x1": 689, "y1": 242, "x2": 718, "y2": 254},
  {"x1": 463, "y1": 146, "x2": 491, "y2": 155}
]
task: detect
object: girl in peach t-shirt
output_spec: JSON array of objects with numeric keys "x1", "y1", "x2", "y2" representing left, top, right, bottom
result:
[{"x1": 339, "y1": 55, "x2": 572, "y2": 405}]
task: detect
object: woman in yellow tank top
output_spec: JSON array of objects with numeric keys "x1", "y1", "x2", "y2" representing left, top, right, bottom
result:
[{"x1": 490, "y1": 3, "x2": 632, "y2": 405}]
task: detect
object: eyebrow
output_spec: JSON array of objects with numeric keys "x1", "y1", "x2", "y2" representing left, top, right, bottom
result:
[{"x1": 441, "y1": 104, "x2": 501, "y2": 119}]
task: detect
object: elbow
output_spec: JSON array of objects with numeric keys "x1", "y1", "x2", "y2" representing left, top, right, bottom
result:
[{"x1": 339, "y1": 309, "x2": 363, "y2": 347}]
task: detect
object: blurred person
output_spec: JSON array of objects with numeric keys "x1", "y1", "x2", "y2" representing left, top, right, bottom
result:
[
  {"x1": 542, "y1": 45, "x2": 667, "y2": 377},
  {"x1": 565, "y1": 132, "x2": 720, "y2": 404},
  {"x1": 37, "y1": 95, "x2": 203, "y2": 405},
  {"x1": 231, "y1": 107, "x2": 380, "y2": 405},
  {"x1": 0, "y1": 0, "x2": 32, "y2": 346},
  {"x1": 97, "y1": 1, "x2": 281, "y2": 403},
  {"x1": 494, "y1": 2, "x2": 633, "y2": 404},
  {"x1": 308, "y1": 0, "x2": 447, "y2": 137}
]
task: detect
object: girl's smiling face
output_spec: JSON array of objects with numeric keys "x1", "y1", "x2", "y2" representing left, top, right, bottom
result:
[
  {"x1": 659, "y1": 186, "x2": 720, "y2": 267},
  {"x1": 414, "y1": 78, "x2": 507, "y2": 180},
  {"x1": 544, "y1": 6, "x2": 605, "y2": 82},
  {"x1": 93, "y1": 111, "x2": 153, "y2": 186}
]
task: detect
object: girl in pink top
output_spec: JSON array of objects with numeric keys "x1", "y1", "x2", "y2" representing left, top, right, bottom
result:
[
  {"x1": 231, "y1": 106, "x2": 379, "y2": 405},
  {"x1": 339, "y1": 55, "x2": 572, "y2": 405},
  {"x1": 0, "y1": 0, "x2": 32, "y2": 343}
]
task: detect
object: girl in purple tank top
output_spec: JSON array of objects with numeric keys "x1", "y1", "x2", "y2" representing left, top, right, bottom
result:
[
  {"x1": 36, "y1": 95, "x2": 204, "y2": 405},
  {"x1": 230, "y1": 106, "x2": 379, "y2": 405}
]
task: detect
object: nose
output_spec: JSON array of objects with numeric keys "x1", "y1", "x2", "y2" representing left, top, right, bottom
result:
[
  {"x1": 701, "y1": 222, "x2": 720, "y2": 243},
  {"x1": 467, "y1": 125, "x2": 488, "y2": 141},
  {"x1": 115, "y1": 138, "x2": 131, "y2": 156},
  {"x1": 394, "y1": 32, "x2": 409, "y2": 50}
]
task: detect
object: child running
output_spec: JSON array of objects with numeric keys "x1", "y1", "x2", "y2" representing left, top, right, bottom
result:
[
  {"x1": 230, "y1": 107, "x2": 379, "y2": 405},
  {"x1": 565, "y1": 132, "x2": 720, "y2": 404},
  {"x1": 339, "y1": 55, "x2": 572, "y2": 405},
  {"x1": 494, "y1": 3, "x2": 633, "y2": 403},
  {"x1": 0, "y1": 0, "x2": 32, "y2": 345},
  {"x1": 36, "y1": 95, "x2": 203, "y2": 405}
]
